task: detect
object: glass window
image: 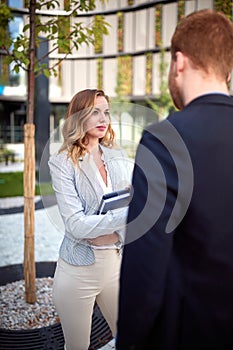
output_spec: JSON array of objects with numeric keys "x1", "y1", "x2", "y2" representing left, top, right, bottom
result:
[
  {"x1": 8, "y1": 0, "x2": 23, "y2": 8},
  {"x1": 8, "y1": 15, "x2": 24, "y2": 86}
]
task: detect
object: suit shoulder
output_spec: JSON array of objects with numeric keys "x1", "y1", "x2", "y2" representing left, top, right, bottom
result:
[
  {"x1": 143, "y1": 111, "x2": 181, "y2": 136},
  {"x1": 49, "y1": 151, "x2": 67, "y2": 164},
  {"x1": 49, "y1": 151, "x2": 74, "y2": 171},
  {"x1": 101, "y1": 145, "x2": 127, "y2": 158}
]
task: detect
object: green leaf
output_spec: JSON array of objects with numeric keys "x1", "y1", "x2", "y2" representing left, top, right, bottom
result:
[
  {"x1": 43, "y1": 69, "x2": 51, "y2": 78},
  {"x1": 52, "y1": 24, "x2": 58, "y2": 34},
  {"x1": 23, "y1": 23, "x2": 30, "y2": 32},
  {"x1": 0, "y1": 0, "x2": 110, "y2": 78},
  {"x1": 13, "y1": 65, "x2": 20, "y2": 74}
]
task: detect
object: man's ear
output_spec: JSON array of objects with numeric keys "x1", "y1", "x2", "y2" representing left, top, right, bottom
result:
[
  {"x1": 175, "y1": 51, "x2": 185, "y2": 75},
  {"x1": 227, "y1": 72, "x2": 231, "y2": 83}
]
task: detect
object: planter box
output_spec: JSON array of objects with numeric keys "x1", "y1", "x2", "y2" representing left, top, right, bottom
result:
[{"x1": 0, "y1": 261, "x2": 112, "y2": 349}]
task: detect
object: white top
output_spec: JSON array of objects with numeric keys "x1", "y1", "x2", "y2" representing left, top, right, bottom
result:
[
  {"x1": 89, "y1": 153, "x2": 117, "y2": 250},
  {"x1": 92, "y1": 153, "x2": 113, "y2": 193}
]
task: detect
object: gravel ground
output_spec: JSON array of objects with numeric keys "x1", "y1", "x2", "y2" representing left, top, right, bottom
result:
[
  {"x1": 0, "y1": 277, "x2": 59, "y2": 330},
  {"x1": 0, "y1": 196, "x2": 62, "y2": 331}
]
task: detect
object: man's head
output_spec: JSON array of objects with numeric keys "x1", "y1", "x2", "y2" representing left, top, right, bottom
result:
[{"x1": 169, "y1": 9, "x2": 233, "y2": 110}]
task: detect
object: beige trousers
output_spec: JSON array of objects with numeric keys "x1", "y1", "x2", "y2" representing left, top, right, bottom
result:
[{"x1": 53, "y1": 249, "x2": 121, "y2": 350}]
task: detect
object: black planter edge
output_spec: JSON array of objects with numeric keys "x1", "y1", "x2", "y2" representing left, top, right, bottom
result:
[{"x1": 0, "y1": 261, "x2": 113, "y2": 350}]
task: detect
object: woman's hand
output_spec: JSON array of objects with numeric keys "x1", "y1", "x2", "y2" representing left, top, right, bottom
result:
[{"x1": 88, "y1": 232, "x2": 119, "y2": 246}]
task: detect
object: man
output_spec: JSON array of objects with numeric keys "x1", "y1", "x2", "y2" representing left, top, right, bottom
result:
[{"x1": 116, "y1": 9, "x2": 233, "y2": 350}]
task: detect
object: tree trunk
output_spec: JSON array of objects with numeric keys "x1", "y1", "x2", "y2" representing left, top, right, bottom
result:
[
  {"x1": 24, "y1": 0, "x2": 36, "y2": 304},
  {"x1": 24, "y1": 124, "x2": 36, "y2": 303}
]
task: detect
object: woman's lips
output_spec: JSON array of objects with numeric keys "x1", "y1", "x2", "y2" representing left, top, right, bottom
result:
[{"x1": 96, "y1": 126, "x2": 106, "y2": 131}]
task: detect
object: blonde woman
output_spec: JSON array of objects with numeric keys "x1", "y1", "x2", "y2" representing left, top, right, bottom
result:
[{"x1": 48, "y1": 89, "x2": 132, "y2": 350}]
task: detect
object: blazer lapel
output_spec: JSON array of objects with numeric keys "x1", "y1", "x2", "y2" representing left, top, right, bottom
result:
[
  {"x1": 101, "y1": 145, "x2": 120, "y2": 191},
  {"x1": 78, "y1": 153, "x2": 104, "y2": 202}
]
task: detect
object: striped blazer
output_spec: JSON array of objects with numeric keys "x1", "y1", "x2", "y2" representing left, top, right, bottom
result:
[{"x1": 49, "y1": 144, "x2": 133, "y2": 265}]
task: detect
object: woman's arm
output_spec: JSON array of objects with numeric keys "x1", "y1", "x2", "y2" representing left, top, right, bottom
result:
[
  {"x1": 87, "y1": 232, "x2": 119, "y2": 246},
  {"x1": 49, "y1": 153, "x2": 128, "y2": 241}
]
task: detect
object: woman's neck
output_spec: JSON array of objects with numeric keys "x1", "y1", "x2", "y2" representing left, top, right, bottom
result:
[
  {"x1": 85, "y1": 138, "x2": 100, "y2": 153},
  {"x1": 86, "y1": 143, "x2": 101, "y2": 157}
]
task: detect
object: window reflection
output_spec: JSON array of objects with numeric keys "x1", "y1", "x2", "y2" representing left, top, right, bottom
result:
[
  {"x1": 8, "y1": 0, "x2": 23, "y2": 8},
  {"x1": 9, "y1": 15, "x2": 24, "y2": 86}
]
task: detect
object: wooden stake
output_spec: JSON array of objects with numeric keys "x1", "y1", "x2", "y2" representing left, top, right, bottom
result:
[{"x1": 24, "y1": 123, "x2": 36, "y2": 304}]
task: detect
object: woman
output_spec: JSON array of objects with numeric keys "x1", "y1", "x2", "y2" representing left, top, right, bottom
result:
[{"x1": 49, "y1": 89, "x2": 132, "y2": 350}]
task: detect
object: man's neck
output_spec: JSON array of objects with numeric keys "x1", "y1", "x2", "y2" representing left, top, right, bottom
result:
[{"x1": 183, "y1": 70, "x2": 229, "y2": 107}]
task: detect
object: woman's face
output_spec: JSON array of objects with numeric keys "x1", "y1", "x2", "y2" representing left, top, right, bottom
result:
[{"x1": 84, "y1": 95, "x2": 110, "y2": 142}]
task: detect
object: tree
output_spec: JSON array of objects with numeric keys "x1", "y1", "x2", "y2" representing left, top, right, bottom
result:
[
  {"x1": 0, "y1": 0, "x2": 109, "y2": 303},
  {"x1": 146, "y1": 48, "x2": 176, "y2": 120}
]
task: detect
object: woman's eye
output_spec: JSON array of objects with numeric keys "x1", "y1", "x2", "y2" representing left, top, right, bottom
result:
[
  {"x1": 92, "y1": 110, "x2": 99, "y2": 116},
  {"x1": 104, "y1": 112, "x2": 110, "y2": 118}
]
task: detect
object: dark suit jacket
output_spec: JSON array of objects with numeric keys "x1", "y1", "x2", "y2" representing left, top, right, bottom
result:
[{"x1": 117, "y1": 94, "x2": 233, "y2": 350}]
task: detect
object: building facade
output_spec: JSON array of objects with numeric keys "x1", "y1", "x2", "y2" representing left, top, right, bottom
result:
[{"x1": 0, "y1": 0, "x2": 232, "y2": 160}]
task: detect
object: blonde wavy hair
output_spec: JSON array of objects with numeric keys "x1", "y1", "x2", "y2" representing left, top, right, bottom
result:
[{"x1": 59, "y1": 89, "x2": 116, "y2": 164}]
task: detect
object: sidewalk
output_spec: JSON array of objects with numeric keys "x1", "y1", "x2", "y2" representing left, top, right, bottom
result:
[
  {"x1": 0, "y1": 161, "x2": 116, "y2": 350},
  {"x1": 0, "y1": 160, "x2": 24, "y2": 173}
]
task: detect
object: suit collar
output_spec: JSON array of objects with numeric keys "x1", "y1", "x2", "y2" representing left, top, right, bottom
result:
[{"x1": 186, "y1": 93, "x2": 233, "y2": 109}]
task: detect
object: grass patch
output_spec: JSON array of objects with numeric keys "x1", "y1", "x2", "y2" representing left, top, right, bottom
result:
[
  {"x1": 0, "y1": 172, "x2": 54, "y2": 198},
  {"x1": 0, "y1": 172, "x2": 23, "y2": 197},
  {"x1": 36, "y1": 182, "x2": 54, "y2": 196}
]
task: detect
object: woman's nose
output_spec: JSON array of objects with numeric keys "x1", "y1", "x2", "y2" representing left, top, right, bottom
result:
[{"x1": 99, "y1": 112, "x2": 108, "y2": 122}]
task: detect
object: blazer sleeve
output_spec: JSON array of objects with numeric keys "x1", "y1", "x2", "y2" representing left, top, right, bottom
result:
[
  {"x1": 117, "y1": 124, "x2": 179, "y2": 349},
  {"x1": 48, "y1": 153, "x2": 128, "y2": 241}
]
